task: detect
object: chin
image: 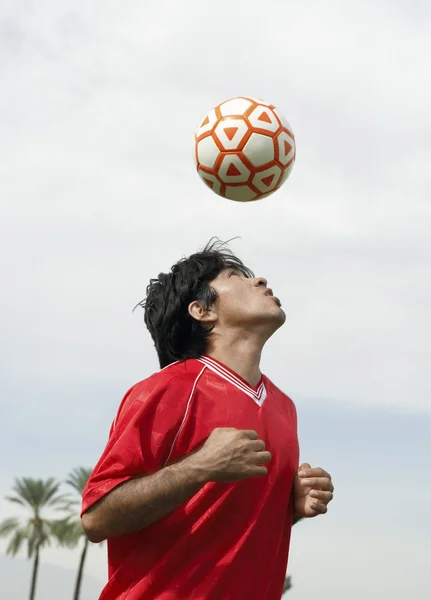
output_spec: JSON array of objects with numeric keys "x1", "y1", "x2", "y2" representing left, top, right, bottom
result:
[
  {"x1": 263, "y1": 307, "x2": 286, "y2": 335},
  {"x1": 275, "y1": 308, "x2": 287, "y2": 327}
]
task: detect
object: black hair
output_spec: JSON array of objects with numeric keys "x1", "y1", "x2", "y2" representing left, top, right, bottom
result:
[{"x1": 135, "y1": 238, "x2": 254, "y2": 368}]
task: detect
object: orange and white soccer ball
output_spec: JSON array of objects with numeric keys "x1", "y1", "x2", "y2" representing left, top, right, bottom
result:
[{"x1": 193, "y1": 96, "x2": 295, "y2": 202}]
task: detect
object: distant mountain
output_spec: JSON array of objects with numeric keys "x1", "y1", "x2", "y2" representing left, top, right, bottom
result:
[{"x1": 0, "y1": 553, "x2": 104, "y2": 600}]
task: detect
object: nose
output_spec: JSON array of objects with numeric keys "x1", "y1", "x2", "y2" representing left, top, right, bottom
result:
[{"x1": 254, "y1": 277, "x2": 268, "y2": 287}]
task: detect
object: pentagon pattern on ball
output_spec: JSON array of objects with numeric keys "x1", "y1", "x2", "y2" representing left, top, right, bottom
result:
[
  {"x1": 276, "y1": 131, "x2": 295, "y2": 166},
  {"x1": 199, "y1": 171, "x2": 222, "y2": 195},
  {"x1": 252, "y1": 165, "x2": 282, "y2": 194},
  {"x1": 218, "y1": 155, "x2": 250, "y2": 183},
  {"x1": 214, "y1": 118, "x2": 249, "y2": 151},
  {"x1": 195, "y1": 109, "x2": 218, "y2": 139},
  {"x1": 247, "y1": 104, "x2": 280, "y2": 134}
]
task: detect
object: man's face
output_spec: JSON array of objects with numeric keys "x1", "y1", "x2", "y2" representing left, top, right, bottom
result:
[{"x1": 207, "y1": 268, "x2": 286, "y2": 334}]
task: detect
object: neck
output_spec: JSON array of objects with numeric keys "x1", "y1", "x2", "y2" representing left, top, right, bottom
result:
[{"x1": 206, "y1": 333, "x2": 264, "y2": 388}]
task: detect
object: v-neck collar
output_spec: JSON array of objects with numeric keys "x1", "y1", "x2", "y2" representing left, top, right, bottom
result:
[{"x1": 197, "y1": 355, "x2": 267, "y2": 407}]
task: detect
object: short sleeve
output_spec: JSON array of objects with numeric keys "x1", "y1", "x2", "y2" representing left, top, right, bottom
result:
[{"x1": 81, "y1": 373, "x2": 195, "y2": 515}]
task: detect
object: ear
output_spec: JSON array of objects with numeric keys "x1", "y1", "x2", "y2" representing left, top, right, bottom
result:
[{"x1": 188, "y1": 300, "x2": 217, "y2": 324}]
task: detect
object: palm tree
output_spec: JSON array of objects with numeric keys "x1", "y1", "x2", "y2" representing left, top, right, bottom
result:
[
  {"x1": 61, "y1": 467, "x2": 94, "y2": 600},
  {"x1": 0, "y1": 477, "x2": 67, "y2": 600},
  {"x1": 282, "y1": 575, "x2": 292, "y2": 595}
]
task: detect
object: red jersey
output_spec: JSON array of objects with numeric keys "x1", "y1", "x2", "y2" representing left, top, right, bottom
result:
[{"x1": 82, "y1": 356, "x2": 299, "y2": 600}]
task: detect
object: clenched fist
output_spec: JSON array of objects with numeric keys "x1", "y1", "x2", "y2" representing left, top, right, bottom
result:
[
  {"x1": 293, "y1": 463, "x2": 334, "y2": 518},
  {"x1": 195, "y1": 428, "x2": 271, "y2": 483}
]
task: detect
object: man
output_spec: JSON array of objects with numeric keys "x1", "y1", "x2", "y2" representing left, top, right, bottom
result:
[{"x1": 81, "y1": 239, "x2": 334, "y2": 600}]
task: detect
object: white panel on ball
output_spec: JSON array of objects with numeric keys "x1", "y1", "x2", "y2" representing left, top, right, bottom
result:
[
  {"x1": 276, "y1": 131, "x2": 295, "y2": 165},
  {"x1": 214, "y1": 118, "x2": 249, "y2": 150},
  {"x1": 225, "y1": 185, "x2": 257, "y2": 202},
  {"x1": 248, "y1": 105, "x2": 279, "y2": 133},
  {"x1": 218, "y1": 155, "x2": 250, "y2": 183},
  {"x1": 195, "y1": 109, "x2": 217, "y2": 138},
  {"x1": 197, "y1": 136, "x2": 220, "y2": 169},
  {"x1": 243, "y1": 133, "x2": 275, "y2": 167},
  {"x1": 220, "y1": 97, "x2": 253, "y2": 117},
  {"x1": 198, "y1": 171, "x2": 222, "y2": 194},
  {"x1": 252, "y1": 165, "x2": 282, "y2": 193}
]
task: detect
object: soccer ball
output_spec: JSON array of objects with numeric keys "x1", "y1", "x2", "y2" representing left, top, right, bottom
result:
[{"x1": 193, "y1": 96, "x2": 295, "y2": 202}]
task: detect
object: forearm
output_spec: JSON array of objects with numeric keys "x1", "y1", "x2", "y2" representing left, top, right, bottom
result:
[{"x1": 82, "y1": 453, "x2": 208, "y2": 542}]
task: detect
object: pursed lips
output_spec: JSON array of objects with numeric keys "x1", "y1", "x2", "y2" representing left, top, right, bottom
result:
[{"x1": 264, "y1": 288, "x2": 282, "y2": 307}]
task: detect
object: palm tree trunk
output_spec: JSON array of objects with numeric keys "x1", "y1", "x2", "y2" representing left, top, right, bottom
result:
[
  {"x1": 73, "y1": 537, "x2": 89, "y2": 600},
  {"x1": 29, "y1": 543, "x2": 40, "y2": 600}
]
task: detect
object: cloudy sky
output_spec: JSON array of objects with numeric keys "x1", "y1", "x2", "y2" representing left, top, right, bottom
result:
[{"x1": 1, "y1": 0, "x2": 430, "y2": 598}]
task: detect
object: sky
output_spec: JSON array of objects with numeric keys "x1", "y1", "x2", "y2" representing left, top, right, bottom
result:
[{"x1": 0, "y1": 0, "x2": 430, "y2": 598}]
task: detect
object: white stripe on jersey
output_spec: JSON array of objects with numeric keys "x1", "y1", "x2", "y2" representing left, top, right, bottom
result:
[{"x1": 197, "y1": 356, "x2": 267, "y2": 407}]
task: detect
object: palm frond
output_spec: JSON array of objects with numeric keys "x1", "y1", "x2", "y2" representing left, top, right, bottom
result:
[
  {"x1": 6, "y1": 527, "x2": 27, "y2": 557},
  {"x1": 56, "y1": 497, "x2": 81, "y2": 515},
  {"x1": 47, "y1": 493, "x2": 70, "y2": 508},
  {"x1": 66, "y1": 467, "x2": 93, "y2": 495},
  {"x1": 5, "y1": 496, "x2": 26, "y2": 507},
  {"x1": 11, "y1": 477, "x2": 62, "y2": 511},
  {"x1": 50, "y1": 517, "x2": 84, "y2": 548},
  {"x1": 11, "y1": 477, "x2": 67, "y2": 515},
  {"x1": 43, "y1": 482, "x2": 65, "y2": 506},
  {"x1": 0, "y1": 517, "x2": 20, "y2": 537},
  {"x1": 11, "y1": 478, "x2": 34, "y2": 510}
]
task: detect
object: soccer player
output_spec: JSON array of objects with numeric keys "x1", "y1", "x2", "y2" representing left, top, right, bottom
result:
[{"x1": 81, "y1": 240, "x2": 334, "y2": 600}]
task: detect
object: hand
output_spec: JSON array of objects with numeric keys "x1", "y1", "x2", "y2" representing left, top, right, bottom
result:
[
  {"x1": 293, "y1": 463, "x2": 334, "y2": 518},
  {"x1": 195, "y1": 428, "x2": 271, "y2": 483}
]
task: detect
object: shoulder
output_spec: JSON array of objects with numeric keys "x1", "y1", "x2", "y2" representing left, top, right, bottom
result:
[
  {"x1": 264, "y1": 376, "x2": 296, "y2": 406},
  {"x1": 122, "y1": 359, "x2": 205, "y2": 410},
  {"x1": 112, "y1": 359, "x2": 205, "y2": 431},
  {"x1": 133, "y1": 358, "x2": 206, "y2": 394}
]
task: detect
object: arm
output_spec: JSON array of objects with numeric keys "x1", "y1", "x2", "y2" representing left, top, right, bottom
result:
[
  {"x1": 82, "y1": 452, "x2": 208, "y2": 543},
  {"x1": 82, "y1": 427, "x2": 271, "y2": 543}
]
